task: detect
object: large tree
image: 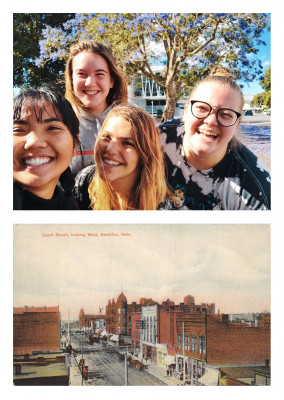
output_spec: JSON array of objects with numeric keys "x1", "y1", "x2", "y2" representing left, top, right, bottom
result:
[
  {"x1": 13, "y1": 13, "x2": 75, "y2": 89},
  {"x1": 25, "y1": 13, "x2": 270, "y2": 121}
]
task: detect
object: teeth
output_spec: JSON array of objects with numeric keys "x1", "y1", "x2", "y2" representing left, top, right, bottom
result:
[
  {"x1": 104, "y1": 159, "x2": 121, "y2": 166},
  {"x1": 24, "y1": 157, "x2": 51, "y2": 166},
  {"x1": 85, "y1": 91, "x2": 99, "y2": 95},
  {"x1": 199, "y1": 130, "x2": 218, "y2": 137}
]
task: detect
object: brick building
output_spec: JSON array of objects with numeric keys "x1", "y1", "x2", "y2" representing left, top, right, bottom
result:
[
  {"x1": 131, "y1": 312, "x2": 141, "y2": 355},
  {"x1": 105, "y1": 293, "x2": 155, "y2": 336},
  {"x1": 174, "y1": 313, "x2": 271, "y2": 385},
  {"x1": 13, "y1": 306, "x2": 60, "y2": 355},
  {"x1": 79, "y1": 308, "x2": 105, "y2": 329}
]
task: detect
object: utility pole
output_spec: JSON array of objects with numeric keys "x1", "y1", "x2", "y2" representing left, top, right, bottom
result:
[
  {"x1": 182, "y1": 322, "x2": 186, "y2": 386},
  {"x1": 81, "y1": 335, "x2": 84, "y2": 386}
]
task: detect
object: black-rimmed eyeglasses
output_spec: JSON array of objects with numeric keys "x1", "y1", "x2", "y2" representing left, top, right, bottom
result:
[{"x1": 190, "y1": 100, "x2": 241, "y2": 127}]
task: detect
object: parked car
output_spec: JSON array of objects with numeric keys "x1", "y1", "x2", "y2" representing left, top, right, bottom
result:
[
  {"x1": 244, "y1": 110, "x2": 253, "y2": 116},
  {"x1": 263, "y1": 110, "x2": 271, "y2": 115}
]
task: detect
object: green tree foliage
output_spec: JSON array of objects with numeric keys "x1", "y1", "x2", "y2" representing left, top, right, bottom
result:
[
  {"x1": 13, "y1": 13, "x2": 75, "y2": 89},
  {"x1": 251, "y1": 93, "x2": 266, "y2": 108},
  {"x1": 16, "y1": 13, "x2": 270, "y2": 121},
  {"x1": 251, "y1": 66, "x2": 271, "y2": 109}
]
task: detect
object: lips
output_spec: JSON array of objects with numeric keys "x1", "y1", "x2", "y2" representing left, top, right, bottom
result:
[
  {"x1": 198, "y1": 129, "x2": 219, "y2": 139},
  {"x1": 83, "y1": 90, "x2": 99, "y2": 95},
  {"x1": 103, "y1": 158, "x2": 124, "y2": 167},
  {"x1": 22, "y1": 157, "x2": 54, "y2": 167}
]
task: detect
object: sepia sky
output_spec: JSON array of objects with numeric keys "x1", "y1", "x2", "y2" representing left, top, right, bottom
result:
[{"x1": 13, "y1": 224, "x2": 270, "y2": 320}]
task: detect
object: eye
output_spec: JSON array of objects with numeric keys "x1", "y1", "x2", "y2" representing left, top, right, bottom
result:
[
  {"x1": 13, "y1": 125, "x2": 26, "y2": 134},
  {"x1": 219, "y1": 110, "x2": 234, "y2": 119},
  {"x1": 123, "y1": 140, "x2": 135, "y2": 147},
  {"x1": 101, "y1": 134, "x2": 111, "y2": 141}
]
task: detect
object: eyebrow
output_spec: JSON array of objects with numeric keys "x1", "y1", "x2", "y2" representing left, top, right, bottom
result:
[
  {"x1": 14, "y1": 118, "x2": 62, "y2": 124},
  {"x1": 76, "y1": 68, "x2": 108, "y2": 73},
  {"x1": 102, "y1": 131, "x2": 134, "y2": 141}
]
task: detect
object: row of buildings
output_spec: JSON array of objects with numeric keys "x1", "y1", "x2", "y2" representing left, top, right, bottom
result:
[{"x1": 79, "y1": 293, "x2": 270, "y2": 386}]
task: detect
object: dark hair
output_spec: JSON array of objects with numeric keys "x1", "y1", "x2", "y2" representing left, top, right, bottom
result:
[
  {"x1": 13, "y1": 87, "x2": 81, "y2": 194},
  {"x1": 13, "y1": 86, "x2": 80, "y2": 147}
]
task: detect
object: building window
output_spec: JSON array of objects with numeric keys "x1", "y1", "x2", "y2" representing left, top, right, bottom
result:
[
  {"x1": 185, "y1": 335, "x2": 190, "y2": 350},
  {"x1": 122, "y1": 317, "x2": 125, "y2": 323},
  {"x1": 118, "y1": 308, "x2": 121, "y2": 314},
  {"x1": 198, "y1": 336, "x2": 205, "y2": 354},
  {"x1": 122, "y1": 327, "x2": 125, "y2": 334},
  {"x1": 117, "y1": 317, "x2": 120, "y2": 323},
  {"x1": 122, "y1": 309, "x2": 126, "y2": 314},
  {"x1": 118, "y1": 326, "x2": 120, "y2": 334},
  {"x1": 191, "y1": 335, "x2": 197, "y2": 352},
  {"x1": 178, "y1": 334, "x2": 182, "y2": 349}
]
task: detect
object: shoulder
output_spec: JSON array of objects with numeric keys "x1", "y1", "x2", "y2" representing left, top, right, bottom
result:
[
  {"x1": 75, "y1": 165, "x2": 96, "y2": 187},
  {"x1": 73, "y1": 165, "x2": 95, "y2": 210},
  {"x1": 157, "y1": 196, "x2": 179, "y2": 210},
  {"x1": 159, "y1": 118, "x2": 184, "y2": 138},
  {"x1": 228, "y1": 144, "x2": 271, "y2": 209},
  {"x1": 56, "y1": 185, "x2": 79, "y2": 210},
  {"x1": 13, "y1": 182, "x2": 23, "y2": 210}
]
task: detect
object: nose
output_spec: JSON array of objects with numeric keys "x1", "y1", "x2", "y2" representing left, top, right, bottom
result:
[
  {"x1": 105, "y1": 140, "x2": 120, "y2": 154},
  {"x1": 203, "y1": 109, "x2": 218, "y2": 126},
  {"x1": 85, "y1": 75, "x2": 95, "y2": 86},
  {"x1": 24, "y1": 131, "x2": 47, "y2": 150}
]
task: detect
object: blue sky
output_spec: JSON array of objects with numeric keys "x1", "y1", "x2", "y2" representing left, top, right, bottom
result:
[{"x1": 238, "y1": 28, "x2": 271, "y2": 95}]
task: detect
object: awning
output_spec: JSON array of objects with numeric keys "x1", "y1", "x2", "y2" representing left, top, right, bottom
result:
[
  {"x1": 198, "y1": 368, "x2": 219, "y2": 386},
  {"x1": 110, "y1": 335, "x2": 119, "y2": 342},
  {"x1": 164, "y1": 355, "x2": 176, "y2": 365}
]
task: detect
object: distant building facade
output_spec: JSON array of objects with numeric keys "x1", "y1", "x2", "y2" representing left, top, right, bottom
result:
[{"x1": 79, "y1": 308, "x2": 105, "y2": 329}]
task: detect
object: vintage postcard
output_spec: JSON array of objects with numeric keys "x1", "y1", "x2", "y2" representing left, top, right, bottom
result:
[{"x1": 13, "y1": 224, "x2": 270, "y2": 387}]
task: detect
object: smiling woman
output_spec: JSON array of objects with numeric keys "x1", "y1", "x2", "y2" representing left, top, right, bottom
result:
[
  {"x1": 73, "y1": 105, "x2": 177, "y2": 210},
  {"x1": 160, "y1": 67, "x2": 271, "y2": 210},
  {"x1": 65, "y1": 40, "x2": 128, "y2": 175},
  {"x1": 13, "y1": 87, "x2": 80, "y2": 210}
]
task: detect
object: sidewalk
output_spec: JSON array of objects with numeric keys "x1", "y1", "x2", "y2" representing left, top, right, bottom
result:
[
  {"x1": 68, "y1": 354, "x2": 84, "y2": 386},
  {"x1": 144, "y1": 362, "x2": 181, "y2": 386}
]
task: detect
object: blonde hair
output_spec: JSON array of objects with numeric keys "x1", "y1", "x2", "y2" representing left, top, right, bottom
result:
[
  {"x1": 65, "y1": 40, "x2": 128, "y2": 115},
  {"x1": 188, "y1": 66, "x2": 244, "y2": 112},
  {"x1": 88, "y1": 105, "x2": 172, "y2": 210}
]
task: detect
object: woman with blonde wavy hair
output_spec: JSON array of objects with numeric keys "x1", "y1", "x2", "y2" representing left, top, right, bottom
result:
[
  {"x1": 65, "y1": 40, "x2": 128, "y2": 175},
  {"x1": 73, "y1": 105, "x2": 176, "y2": 210}
]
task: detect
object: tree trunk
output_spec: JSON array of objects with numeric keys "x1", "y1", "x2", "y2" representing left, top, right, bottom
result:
[{"x1": 160, "y1": 84, "x2": 178, "y2": 123}]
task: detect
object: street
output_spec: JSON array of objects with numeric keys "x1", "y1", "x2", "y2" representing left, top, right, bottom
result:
[{"x1": 69, "y1": 333, "x2": 167, "y2": 386}]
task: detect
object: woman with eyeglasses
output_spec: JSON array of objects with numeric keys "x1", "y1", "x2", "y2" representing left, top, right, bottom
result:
[{"x1": 160, "y1": 67, "x2": 271, "y2": 210}]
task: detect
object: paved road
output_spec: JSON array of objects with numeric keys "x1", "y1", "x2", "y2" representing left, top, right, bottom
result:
[
  {"x1": 241, "y1": 114, "x2": 270, "y2": 126},
  {"x1": 70, "y1": 333, "x2": 166, "y2": 386}
]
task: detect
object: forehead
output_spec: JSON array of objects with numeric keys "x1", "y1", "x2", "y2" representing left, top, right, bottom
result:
[
  {"x1": 73, "y1": 51, "x2": 110, "y2": 71},
  {"x1": 192, "y1": 81, "x2": 241, "y2": 111},
  {"x1": 16, "y1": 100, "x2": 61, "y2": 121},
  {"x1": 103, "y1": 115, "x2": 132, "y2": 136}
]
